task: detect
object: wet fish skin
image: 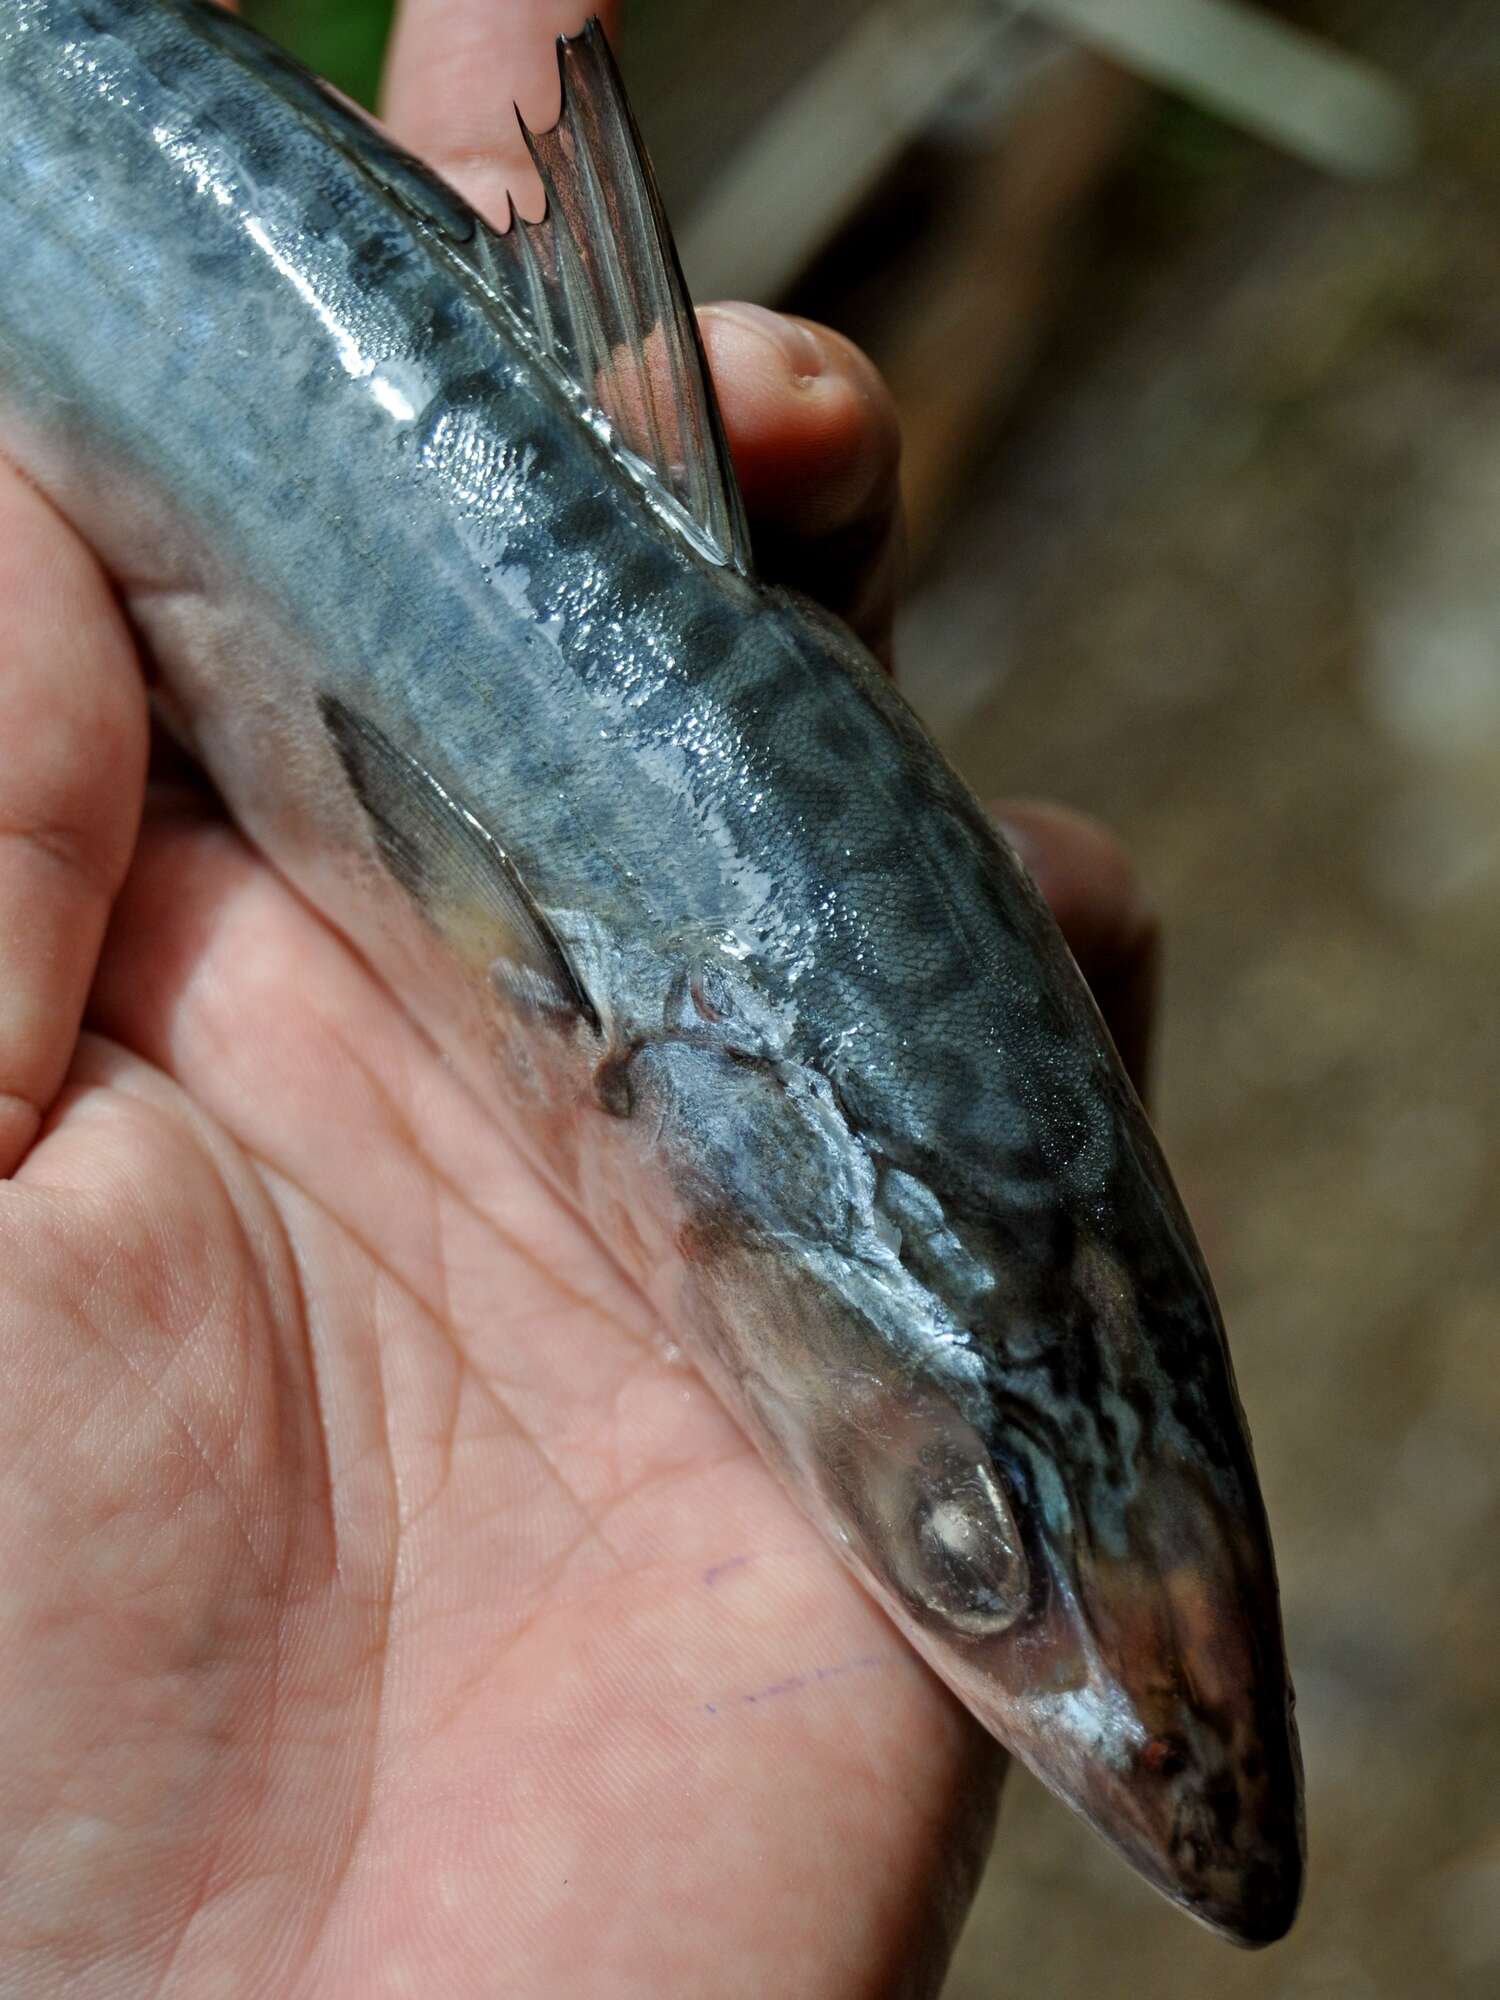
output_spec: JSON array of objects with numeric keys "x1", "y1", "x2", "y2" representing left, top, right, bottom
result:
[{"x1": 0, "y1": 0, "x2": 1303, "y2": 1940}]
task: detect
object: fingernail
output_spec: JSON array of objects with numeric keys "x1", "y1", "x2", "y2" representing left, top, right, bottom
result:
[{"x1": 702, "y1": 301, "x2": 825, "y2": 384}]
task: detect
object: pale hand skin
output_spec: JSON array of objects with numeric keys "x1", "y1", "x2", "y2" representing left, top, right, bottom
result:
[{"x1": 0, "y1": 4, "x2": 1158, "y2": 1993}]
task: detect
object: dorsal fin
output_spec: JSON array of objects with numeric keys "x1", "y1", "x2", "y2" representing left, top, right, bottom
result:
[
  {"x1": 192, "y1": 6, "x2": 747, "y2": 568},
  {"x1": 481, "y1": 20, "x2": 753, "y2": 572}
]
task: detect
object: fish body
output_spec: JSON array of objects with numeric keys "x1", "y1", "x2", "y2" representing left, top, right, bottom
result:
[{"x1": 0, "y1": 0, "x2": 1303, "y2": 1940}]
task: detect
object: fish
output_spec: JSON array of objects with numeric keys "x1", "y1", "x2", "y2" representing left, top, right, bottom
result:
[{"x1": 0, "y1": 0, "x2": 1303, "y2": 1943}]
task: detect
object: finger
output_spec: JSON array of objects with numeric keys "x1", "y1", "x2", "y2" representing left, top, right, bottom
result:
[
  {"x1": 0, "y1": 464, "x2": 149, "y2": 1176},
  {"x1": 700, "y1": 304, "x2": 903, "y2": 667},
  {"x1": 382, "y1": 1, "x2": 622, "y2": 225},
  {"x1": 994, "y1": 800, "x2": 1160, "y2": 1100}
]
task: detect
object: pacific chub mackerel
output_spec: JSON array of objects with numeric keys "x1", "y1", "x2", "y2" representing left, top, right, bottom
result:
[{"x1": 0, "y1": 0, "x2": 1303, "y2": 1939}]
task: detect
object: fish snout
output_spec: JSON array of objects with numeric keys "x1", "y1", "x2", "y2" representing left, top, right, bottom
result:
[
  {"x1": 936, "y1": 1597, "x2": 1304, "y2": 1946},
  {"x1": 1045, "y1": 1463, "x2": 1307, "y2": 1945},
  {"x1": 1107, "y1": 1690, "x2": 1305, "y2": 1945}
]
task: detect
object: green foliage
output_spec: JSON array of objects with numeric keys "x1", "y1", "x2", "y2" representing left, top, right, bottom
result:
[{"x1": 244, "y1": 0, "x2": 395, "y2": 108}]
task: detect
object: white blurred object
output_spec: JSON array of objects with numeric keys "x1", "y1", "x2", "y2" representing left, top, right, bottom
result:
[
  {"x1": 1032, "y1": 0, "x2": 1417, "y2": 179},
  {"x1": 680, "y1": 0, "x2": 1416, "y2": 302}
]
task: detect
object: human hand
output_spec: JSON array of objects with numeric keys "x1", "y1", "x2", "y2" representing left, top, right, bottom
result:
[{"x1": 0, "y1": 4, "x2": 1156, "y2": 1994}]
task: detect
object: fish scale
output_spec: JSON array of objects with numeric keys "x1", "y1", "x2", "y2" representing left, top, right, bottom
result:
[{"x1": 0, "y1": 0, "x2": 1304, "y2": 1942}]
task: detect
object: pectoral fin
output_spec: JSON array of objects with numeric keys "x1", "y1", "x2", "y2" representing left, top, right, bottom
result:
[{"x1": 319, "y1": 694, "x2": 598, "y2": 1030}]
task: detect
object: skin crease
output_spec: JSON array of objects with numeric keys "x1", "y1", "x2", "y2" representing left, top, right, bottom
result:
[{"x1": 0, "y1": 3, "x2": 1159, "y2": 1994}]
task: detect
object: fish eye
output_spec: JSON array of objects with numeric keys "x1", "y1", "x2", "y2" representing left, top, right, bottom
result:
[
  {"x1": 737, "y1": 1365, "x2": 1030, "y2": 1642},
  {"x1": 830, "y1": 1390, "x2": 1031, "y2": 1640},
  {"x1": 903, "y1": 1458, "x2": 1027, "y2": 1635}
]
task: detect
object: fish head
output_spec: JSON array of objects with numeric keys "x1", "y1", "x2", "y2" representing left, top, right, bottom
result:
[
  {"x1": 712, "y1": 1230, "x2": 1302, "y2": 1945},
  {"x1": 621, "y1": 1001, "x2": 1302, "y2": 1945}
]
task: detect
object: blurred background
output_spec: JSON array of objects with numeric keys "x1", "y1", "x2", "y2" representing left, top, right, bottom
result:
[{"x1": 246, "y1": 4, "x2": 1500, "y2": 1993}]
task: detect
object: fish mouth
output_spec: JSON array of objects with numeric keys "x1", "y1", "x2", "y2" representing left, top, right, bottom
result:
[
  {"x1": 1073, "y1": 1698, "x2": 1305, "y2": 1946},
  {"x1": 928, "y1": 1589, "x2": 1305, "y2": 1946},
  {"x1": 1103, "y1": 1482, "x2": 1305, "y2": 1946},
  {"x1": 914, "y1": 1461, "x2": 1306, "y2": 1947}
]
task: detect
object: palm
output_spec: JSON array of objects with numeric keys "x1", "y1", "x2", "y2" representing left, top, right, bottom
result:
[{"x1": 0, "y1": 788, "x2": 989, "y2": 1995}]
